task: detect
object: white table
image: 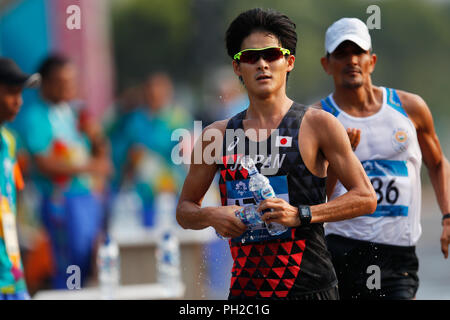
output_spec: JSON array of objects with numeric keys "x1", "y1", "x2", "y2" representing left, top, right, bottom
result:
[{"x1": 111, "y1": 226, "x2": 216, "y2": 299}]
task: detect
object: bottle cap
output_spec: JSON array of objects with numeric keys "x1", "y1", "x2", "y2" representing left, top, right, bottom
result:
[{"x1": 241, "y1": 156, "x2": 258, "y2": 175}]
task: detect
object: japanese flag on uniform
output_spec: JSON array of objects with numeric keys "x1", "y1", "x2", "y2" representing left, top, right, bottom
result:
[{"x1": 275, "y1": 136, "x2": 292, "y2": 147}]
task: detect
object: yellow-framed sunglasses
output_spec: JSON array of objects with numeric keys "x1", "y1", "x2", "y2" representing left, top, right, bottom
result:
[{"x1": 233, "y1": 46, "x2": 291, "y2": 64}]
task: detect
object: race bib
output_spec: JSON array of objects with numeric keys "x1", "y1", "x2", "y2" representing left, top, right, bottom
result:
[
  {"x1": 226, "y1": 175, "x2": 291, "y2": 243},
  {"x1": 362, "y1": 160, "x2": 410, "y2": 217}
]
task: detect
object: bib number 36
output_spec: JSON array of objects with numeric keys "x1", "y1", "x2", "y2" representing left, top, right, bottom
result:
[{"x1": 370, "y1": 178, "x2": 399, "y2": 204}]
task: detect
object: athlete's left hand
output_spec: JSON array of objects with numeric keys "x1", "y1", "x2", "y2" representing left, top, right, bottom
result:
[
  {"x1": 347, "y1": 128, "x2": 361, "y2": 151},
  {"x1": 258, "y1": 198, "x2": 301, "y2": 227},
  {"x1": 441, "y1": 219, "x2": 450, "y2": 259}
]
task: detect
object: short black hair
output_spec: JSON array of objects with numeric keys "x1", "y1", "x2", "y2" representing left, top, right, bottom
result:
[
  {"x1": 225, "y1": 8, "x2": 297, "y2": 59},
  {"x1": 38, "y1": 54, "x2": 71, "y2": 81}
]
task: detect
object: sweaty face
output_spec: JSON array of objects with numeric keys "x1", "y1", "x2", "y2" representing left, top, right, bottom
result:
[
  {"x1": 326, "y1": 41, "x2": 375, "y2": 89},
  {"x1": 42, "y1": 64, "x2": 77, "y2": 103},
  {"x1": 0, "y1": 84, "x2": 23, "y2": 122},
  {"x1": 233, "y1": 31, "x2": 294, "y2": 99}
]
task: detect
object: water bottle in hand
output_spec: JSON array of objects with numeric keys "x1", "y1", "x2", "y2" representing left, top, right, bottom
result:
[
  {"x1": 241, "y1": 156, "x2": 288, "y2": 236},
  {"x1": 216, "y1": 205, "x2": 263, "y2": 239}
]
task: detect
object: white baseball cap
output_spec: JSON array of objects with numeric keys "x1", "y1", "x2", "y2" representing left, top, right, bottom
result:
[{"x1": 325, "y1": 18, "x2": 371, "y2": 54}]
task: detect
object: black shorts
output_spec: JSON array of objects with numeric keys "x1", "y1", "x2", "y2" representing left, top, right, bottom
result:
[{"x1": 325, "y1": 234, "x2": 419, "y2": 300}]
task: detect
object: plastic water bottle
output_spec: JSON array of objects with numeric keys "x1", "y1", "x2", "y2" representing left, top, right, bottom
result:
[
  {"x1": 97, "y1": 235, "x2": 120, "y2": 300},
  {"x1": 156, "y1": 230, "x2": 182, "y2": 290},
  {"x1": 234, "y1": 205, "x2": 265, "y2": 230},
  {"x1": 215, "y1": 205, "x2": 263, "y2": 239},
  {"x1": 241, "y1": 156, "x2": 288, "y2": 236},
  {"x1": 154, "y1": 192, "x2": 182, "y2": 295},
  {"x1": 110, "y1": 187, "x2": 144, "y2": 236},
  {"x1": 154, "y1": 192, "x2": 176, "y2": 229}
]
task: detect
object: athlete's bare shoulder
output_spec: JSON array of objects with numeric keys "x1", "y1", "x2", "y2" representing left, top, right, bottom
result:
[
  {"x1": 396, "y1": 89, "x2": 431, "y2": 130},
  {"x1": 299, "y1": 104, "x2": 352, "y2": 177},
  {"x1": 189, "y1": 119, "x2": 229, "y2": 166},
  {"x1": 204, "y1": 118, "x2": 229, "y2": 135},
  {"x1": 303, "y1": 104, "x2": 339, "y2": 129},
  {"x1": 396, "y1": 89, "x2": 428, "y2": 111},
  {"x1": 301, "y1": 105, "x2": 346, "y2": 149}
]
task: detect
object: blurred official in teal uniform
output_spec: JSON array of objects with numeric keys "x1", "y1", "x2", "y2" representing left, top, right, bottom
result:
[
  {"x1": 19, "y1": 55, "x2": 112, "y2": 289},
  {"x1": 113, "y1": 73, "x2": 192, "y2": 227}
]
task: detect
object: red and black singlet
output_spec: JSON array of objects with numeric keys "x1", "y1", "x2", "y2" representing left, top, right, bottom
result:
[{"x1": 217, "y1": 102, "x2": 337, "y2": 299}]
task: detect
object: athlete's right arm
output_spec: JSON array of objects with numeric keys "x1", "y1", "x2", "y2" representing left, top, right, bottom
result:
[
  {"x1": 301, "y1": 109, "x2": 377, "y2": 223},
  {"x1": 176, "y1": 121, "x2": 247, "y2": 238},
  {"x1": 312, "y1": 101, "x2": 361, "y2": 199}
]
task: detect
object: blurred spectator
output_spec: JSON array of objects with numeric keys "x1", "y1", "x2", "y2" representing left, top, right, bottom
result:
[
  {"x1": 0, "y1": 57, "x2": 40, "y2": 299},
  {"x1": 103, "y1": 85, "x2": 144, "y2": 189},
  {"x1": 18, "y1": 54, "x2": 112, "y2": 289},
  {"x1": 201, "y1": 67, "x2": 248, "y2": 125},
  {"x1": 112, "y1": 72, "x2": 192, "y2": 227},
  {"x1": 78, "y1": 107, "x2": 111, "y2": 194}
]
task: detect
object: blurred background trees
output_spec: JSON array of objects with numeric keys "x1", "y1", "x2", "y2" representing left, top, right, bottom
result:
[{"x1": 111, "y1": 0, "x2": 450, "y2": 129}]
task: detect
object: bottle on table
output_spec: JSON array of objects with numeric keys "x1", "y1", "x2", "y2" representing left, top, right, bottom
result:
[
  {"x1": 154, "y1": 192, "x2": 182, "y2": 295},
  {"x1": 97, "y1": 234, "x2": 120, "y2": 300}
]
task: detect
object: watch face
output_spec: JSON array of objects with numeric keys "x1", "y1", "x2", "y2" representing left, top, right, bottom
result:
[{"x1": 299, "y1": 206, "x2": 311, "y2": 225}]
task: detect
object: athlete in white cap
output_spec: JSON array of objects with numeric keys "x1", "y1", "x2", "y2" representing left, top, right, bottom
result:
[{"x1": 314, "y1": 17, "x2": 450, "y2": 300}]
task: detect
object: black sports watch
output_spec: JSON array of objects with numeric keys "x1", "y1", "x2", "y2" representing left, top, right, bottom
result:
[
  {"x1": 442, "y1": 213, "x2": 450, "y2": 225},
  {"x1": 298, "y1": 205, "x2": 312, "y2": 226}
]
